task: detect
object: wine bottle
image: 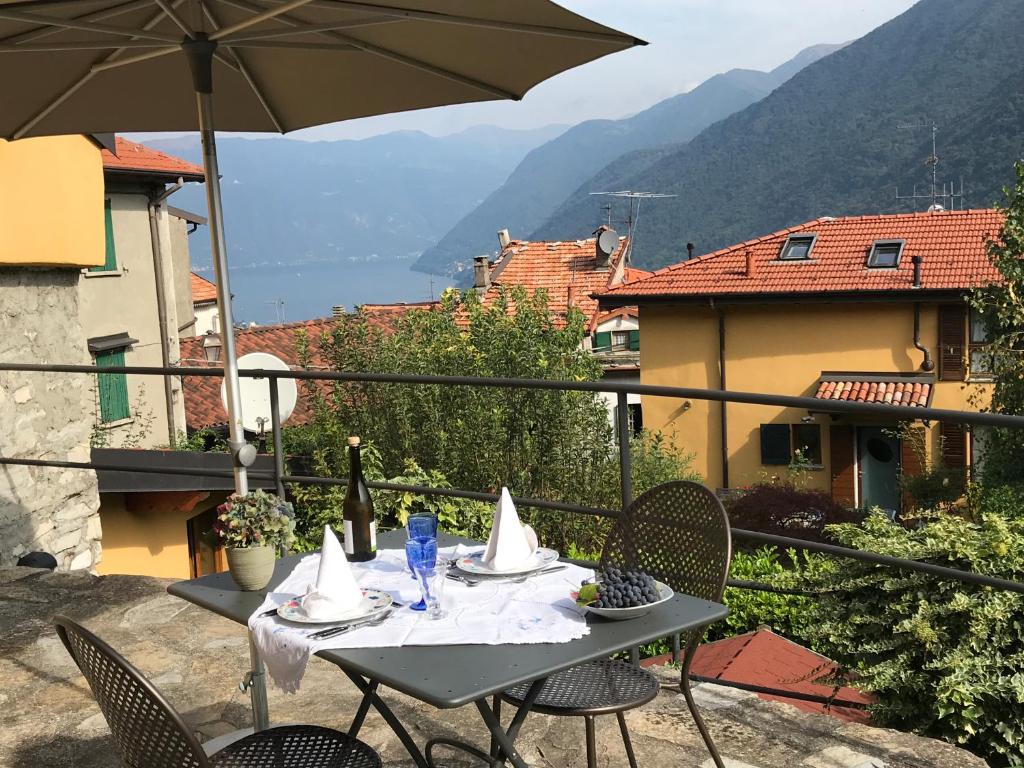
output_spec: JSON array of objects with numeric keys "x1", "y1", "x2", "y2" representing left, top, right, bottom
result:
[{"x1": 343, "y1": 436, "x2": 376, "y2": 562}]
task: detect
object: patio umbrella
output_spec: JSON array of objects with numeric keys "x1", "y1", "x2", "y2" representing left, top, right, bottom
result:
[{"x1": 0, "y1": 0, "x2": 643, "y2": 494}]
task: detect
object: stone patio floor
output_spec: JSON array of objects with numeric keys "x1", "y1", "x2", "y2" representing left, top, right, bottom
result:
[{"x1": 0, "y1": 566, "x2": 987, "y2": 768}]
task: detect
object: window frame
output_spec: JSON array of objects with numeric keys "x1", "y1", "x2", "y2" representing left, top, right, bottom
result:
[
  {"x1": 866, "y1": 239, "x2": 905, "y2": 269},
  {"x1": 611, "y1": 330, "x2": 630, "y2": 351},
  {"x1": 89, "y1": 198, "x2": 119, "y2": 274},
  {"x1": 778, "y1": 233, "x2": 817, "y2": 261},
  {"x1": 968, "y1": 307, "x2": 993, "y2": 380},
  {"x1": 759, "y1": 423, "x2": 823, "y2": 467}
]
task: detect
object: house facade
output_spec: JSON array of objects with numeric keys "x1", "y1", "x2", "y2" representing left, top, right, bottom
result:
[
  {"x1": 80, "y1": 138, "x2": 205, "y2": 449},
  {"x1": 473, "y1": 227, "x2": 648, "y2": 432},
  {"x1": 190, "y1": 271, "x2": 219, "y2": 336},
  {"x1": 599, "y1": 210, "x2": 1001, "y2": 513}
]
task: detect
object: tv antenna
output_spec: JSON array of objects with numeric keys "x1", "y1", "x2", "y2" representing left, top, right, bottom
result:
[
  {"x1": 265, "y1": 298, "x2": 285, "y2": 323},
  {"x1": 589, "y1": 190, "x2": 676, "y2": 264},
  {"x1": 895, "y1": 120, "x2": 965, "y2": 211}
]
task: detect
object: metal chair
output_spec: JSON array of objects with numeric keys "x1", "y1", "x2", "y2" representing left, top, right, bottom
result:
[
  {"x1": 501, "y1": 481, "x2": 733, "y2": 768},
  {"x1": 54, "y1": 615, "x2": 381, "y2": 768}
]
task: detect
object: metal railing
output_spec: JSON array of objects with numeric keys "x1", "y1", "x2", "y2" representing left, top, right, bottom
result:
[{"x1": 3, "y1": 361, "x2": 1024, "y2": 710}]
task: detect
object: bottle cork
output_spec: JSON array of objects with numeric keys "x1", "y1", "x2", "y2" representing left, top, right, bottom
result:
[{"x1": 347, "y1": 436, "x2": 361, "y2": 447}]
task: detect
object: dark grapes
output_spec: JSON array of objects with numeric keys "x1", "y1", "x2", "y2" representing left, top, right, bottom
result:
[{"x1": 592, "y1": 568, "x2": 661, "y2": 609}]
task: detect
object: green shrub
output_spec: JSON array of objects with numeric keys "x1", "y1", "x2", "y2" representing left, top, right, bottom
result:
[{"x1": 792, "y1": 510, "x2": 1024, "y2": 766}]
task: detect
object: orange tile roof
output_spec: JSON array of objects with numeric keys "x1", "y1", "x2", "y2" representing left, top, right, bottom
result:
[
  {"x1": 180, "y1": 305, "x2": 429, "y2": 430},
  {"x1": 601, "y1": 209, "x2": 1004, "y2": 302},
  {"x1": 191, "y1": 273, "x2": 218, "y2": 305},
  {"x1": 815, "y1": 374, "x2": 933, "y2": 408},
  {"x1": 481, "y1": 233, "x2": 631, "y2": 327},
  {"x1": 102, "y1": 137, "x2": 205, "y2": 181},
  {"x1": 690, "y1": 628, "x2": 873, "y2": 724}
]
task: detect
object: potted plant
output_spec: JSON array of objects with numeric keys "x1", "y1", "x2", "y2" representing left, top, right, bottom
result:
[{"x1": 213, "y1": 490, "x2": 296, "y2": 591}]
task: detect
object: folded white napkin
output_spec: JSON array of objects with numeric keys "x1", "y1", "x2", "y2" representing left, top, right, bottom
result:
[
  {"x1": 482, "y1": 487, "x2": 538, "y2": 571},
  {"x1": 300, "y1": 525, "x2": 364, "y2": 619}
]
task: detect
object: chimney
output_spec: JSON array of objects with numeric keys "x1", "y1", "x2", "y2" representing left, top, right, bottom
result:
[
  {"x1": 497, "y1": 228, "x2": 511, "y2": 249},
  {"x1": 331, "y1": 305, "x2": 346, "y2": 318},
  {"x1": 912, "y1": 255, "x2": 923, "y2": 288},
  {"x1": 473, "y1": 255, "x2": 491, "y2": 293},
  {"x1": 744, "y1": 250, "x2": 756, "y2": 278},
  {"x1": 686, "y1": 242, "x2": 694, "y2": 260}
]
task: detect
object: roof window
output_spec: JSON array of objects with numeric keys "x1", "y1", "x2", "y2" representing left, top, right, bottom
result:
[
  {"x1": 778, "y1": 234, "x2": 816, "y2": 261},
  {"x1": 867, "y1": 240, "x2": 904, "y2": 268}
]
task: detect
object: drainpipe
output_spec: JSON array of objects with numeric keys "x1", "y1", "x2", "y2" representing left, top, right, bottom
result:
[
  {"x1": 911, "y1": 256, "x2": 935, "y2": 372},
  {"x1": 716, "y1": 304, "x2": 729, "y2": 489},
  {"x1": 148, "y1": 178, "x2": 184, "y2": 447}
]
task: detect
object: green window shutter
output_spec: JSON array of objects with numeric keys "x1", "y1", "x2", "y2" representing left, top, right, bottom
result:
[
  {"x1": 96, "y1": 349, "x2": 130, "y2": 422},
  {"x1": 91, "y1": 199, "x2": 117, "y2": 272},
  {"x1": 628, "y1": 329, "x2": 640, "y2": 351},
  {"x1": 593, "y1": 331, "x2": 611, "y2": 350}
]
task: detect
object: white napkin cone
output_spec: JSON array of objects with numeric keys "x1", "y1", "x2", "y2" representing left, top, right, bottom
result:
[
  {"x1": 300, "y1": 525, "x2": 364, "y2": 619},
  {"x1": 482, "y1": 487, "x2": 538, "y2": 571}
]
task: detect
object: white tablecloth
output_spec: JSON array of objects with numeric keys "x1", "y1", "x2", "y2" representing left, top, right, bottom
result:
[{"x1": 248, "y1": 546, "x2": 593, "y2": 692}]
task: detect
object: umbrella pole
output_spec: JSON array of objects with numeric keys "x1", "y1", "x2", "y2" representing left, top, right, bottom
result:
[{"x1": 188, "y1": 37, "x2": 249, "y2": 496}]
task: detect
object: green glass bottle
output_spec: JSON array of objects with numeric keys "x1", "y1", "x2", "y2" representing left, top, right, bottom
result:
[{"x1": 343, "y1": 436, "x2": 376, "y2": 562}]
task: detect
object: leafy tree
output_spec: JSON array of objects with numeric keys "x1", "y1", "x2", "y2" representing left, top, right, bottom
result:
[
  {"x1": 287, "y1": 287, "x2": 696, "y2": 551},
  {"x1": 969, "y1": 162, "x2": 1024, "y2": 489}
]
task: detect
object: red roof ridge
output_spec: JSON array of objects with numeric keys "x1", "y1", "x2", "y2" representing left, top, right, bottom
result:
[{"x1": 102, "y1": 137, "x2": 205, "y2": 180}]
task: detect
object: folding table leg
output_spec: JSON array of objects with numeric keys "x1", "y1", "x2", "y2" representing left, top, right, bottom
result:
[
  {"x1": 246, "y1": 632, "x2": 270, "y2": 732},
  {"x1": 348, "y1": 678, "x2": 378, "y2": 736},
  {"x1": 489, "y1": 696, "x2": 502, "y2": 759},
  {"x1": 342, "y1": 671, "x2": 429, "y2": 768}
]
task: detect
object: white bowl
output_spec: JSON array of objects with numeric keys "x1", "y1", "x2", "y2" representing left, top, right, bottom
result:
[{"x1": 582, "y1": 581, "x2": 674, "y2": 621}]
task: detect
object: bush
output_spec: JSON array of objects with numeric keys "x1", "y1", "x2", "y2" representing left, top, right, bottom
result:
[
  {"x1": 792, "y1": 510, "x2": 1024, "y2": 767},
  {"x1": 726, "y1": 482, "x2": 862, "y2": 544}
]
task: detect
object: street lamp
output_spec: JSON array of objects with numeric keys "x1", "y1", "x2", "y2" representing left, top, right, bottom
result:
[{"x1": 202, "y1": 332, "x2": 222, "y2": 363}]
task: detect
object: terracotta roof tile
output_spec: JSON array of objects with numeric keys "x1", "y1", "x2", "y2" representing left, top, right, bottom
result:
[
  {"x1": 480, "y1": 233, "x2": 633, "y2": 327},
  {"x1": 814, "y1": 374, "x2": 933, "y2": 408},
  {"x1": 191, "y1": 273, "x2": 217, "y2": 305},
  {"x1": 180, "y1": 303, "x2": 432, "y2": 430},
  {"x1": 690, "y1": 628, "x2": 874, "y2": 724},
  {"x1": 102, "y1": 137, "x2": 205, "y2": 180},
  {"x1": 601, "y1": 210, "x2": 1004, "y2": 301}
]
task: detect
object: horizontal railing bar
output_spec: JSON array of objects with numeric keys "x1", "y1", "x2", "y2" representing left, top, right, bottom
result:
[
  {"x1": 1, "y1": 362, "x2": 1021, "y2": 428},
  {"x1": 687, "y1": 675, "x2": 869, "y2": 709},
  {"x1": 0, "y1": 455, "x2": 276, "y2": 481},
  {"x1": 732, "y1": 527, "x2": 1024, "y2": 594},
  {"x1": 280, "y1": 474, "x2": 618, "y2": 518}
]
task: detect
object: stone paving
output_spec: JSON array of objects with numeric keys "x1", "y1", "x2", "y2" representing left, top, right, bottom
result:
[{"x1": 0, "y1": 566, "x2": 987, "y2": 768}]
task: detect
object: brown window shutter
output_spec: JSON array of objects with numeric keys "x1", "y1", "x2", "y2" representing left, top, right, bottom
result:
[
  {"x1": 900, "y1": 427, "x2": 925, "y2": 476},
  {"x1": 829, "y1": 425, "x2": 855, "y2": 506},
  {"x1": 940, "y1": 422, "x2": 967, "y2": 468},
  {"x1": 938, "y1": 304, "x2": 966, "y2": 381}
]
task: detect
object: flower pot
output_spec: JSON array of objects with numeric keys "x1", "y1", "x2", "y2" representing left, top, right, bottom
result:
[{"x1": 226, "y1": 545, "x2": 275, "y2": 591}]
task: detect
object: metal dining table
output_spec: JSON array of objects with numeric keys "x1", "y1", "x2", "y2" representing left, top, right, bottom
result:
[{"x1": 167, "y1": 531, "x2": 728, "y2": 768}]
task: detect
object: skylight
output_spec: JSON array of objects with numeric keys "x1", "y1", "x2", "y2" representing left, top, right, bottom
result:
[
  {"x1": 779, "y1": 234, "x2": 816, "y2": 261},
  {"x1": 867, "y1": 240, "x2": 904, "y2": 268}
]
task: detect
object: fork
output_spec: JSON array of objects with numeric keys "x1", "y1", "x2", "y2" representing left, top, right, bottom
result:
[{"x1": 448, "y1": 564, "x2": 568, "y2": 587}]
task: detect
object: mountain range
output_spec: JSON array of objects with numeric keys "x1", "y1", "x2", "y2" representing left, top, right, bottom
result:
[
  {"x1": 147, "y1": 124, "x2": 566, "y2": 270},
  {"x1": 413, "y1": 43, "x2": 845, "y2": 277},
  {"x1": 531, "y1": 0, "x2": 1024, "y2": 269}
]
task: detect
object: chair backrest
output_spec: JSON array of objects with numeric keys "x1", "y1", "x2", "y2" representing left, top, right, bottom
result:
[
  {"x1": 600, "y1": 481, "x2": 732, "y2": 604},
  {"x1": 54, "y1": 615, "x2": 210, "y2": 768}
]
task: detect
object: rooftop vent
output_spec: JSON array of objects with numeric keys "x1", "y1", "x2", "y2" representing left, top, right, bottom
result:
[{"x1": 497, "y1": 228, "x2": 511, "y2": 248}]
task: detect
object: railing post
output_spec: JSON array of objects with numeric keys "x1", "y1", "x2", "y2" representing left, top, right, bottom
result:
[
  {"x1": 616, "y1": 392, "x2": 633, "y2": 509},
  {"x1": 268, "y1": 376, "x2": 286, "y2": 501}
]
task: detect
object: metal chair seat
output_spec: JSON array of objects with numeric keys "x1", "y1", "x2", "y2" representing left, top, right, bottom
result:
[
  {"x1": 501, "y1": 659, "x2": 659, "y2": 716},
  {"x1": 209, "y1": 725, "x2": 380, "y2": 768}
]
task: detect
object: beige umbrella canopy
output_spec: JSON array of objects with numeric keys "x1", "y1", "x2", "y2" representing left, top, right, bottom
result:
[{"x1": 0, "y1": 0, "x2": 642, "y2": 493}]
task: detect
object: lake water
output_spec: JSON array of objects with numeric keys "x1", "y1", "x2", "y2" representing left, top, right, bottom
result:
[{"x1": 200, "y1": 257, "x2": 451, "y2": 325}]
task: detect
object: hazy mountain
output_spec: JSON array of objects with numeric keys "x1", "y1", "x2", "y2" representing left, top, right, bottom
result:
[
  {"x1": 414, "y1": 43, "x2": 845, "y2": 277},
  {"x1": 533, "y1": 0, "x2": 1024, "y2": 269},
  {"x1": 148, "y1": 124, "x2": 566, "y2": 270}
]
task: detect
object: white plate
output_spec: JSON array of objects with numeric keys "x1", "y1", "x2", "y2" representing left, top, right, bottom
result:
[
  {"x1": 456, "y1": 547, "x2": 559, "y2": 575},
  {"x1": 276, "y1": 589, "x2": 393, "y2": 624},
  {"x1": 581, "y1": 581, "x2": 674, "y2": 621}
]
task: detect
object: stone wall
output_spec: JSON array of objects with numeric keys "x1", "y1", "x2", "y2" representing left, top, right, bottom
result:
[{"x1": 0, "y1": 268, "x2": 101, "y2": 570}]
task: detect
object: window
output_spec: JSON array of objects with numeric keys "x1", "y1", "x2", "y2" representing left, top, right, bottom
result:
[
  {"x1": 611, "y1": 331, "x2": 629, "y2": 351},
  {"x1": 779, "y1": 234, "x2": 816, "y2": 261},
  {"x1": 613, "y1": 403, "x2": 643, "y2": 439},
  {"x1": 759, "y1": 423, "x2": 822, "y2": 466},
  {"x1": 90, "y1": 199, "x2": 118, "y2": 273},
  {"x1": 971, "y1": 426, "x2": 991, "y2": 480},
  {"x1": 95, "y1": 348, "x2": 131, "y2": 423},
  {"x1": 969, "y1": 307, "x2": 992, "y2": 378},
  {"x1": 866, "y1": 240, "x2": 903, "y2": 268},
  {"x1": 593, "y1": 329, "x2": 639, "y2": 352},
  {"x1": 938, "y1": 303, "x2": 967, "y2": 381}
]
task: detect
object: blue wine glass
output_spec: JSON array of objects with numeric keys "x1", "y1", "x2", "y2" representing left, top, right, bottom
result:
[
  {"x1": 406, "y1": 513, "x2": 438, "y2": 579},
  {"x1": 405, "y1": 536, "x2": 437, "y2": 612}
]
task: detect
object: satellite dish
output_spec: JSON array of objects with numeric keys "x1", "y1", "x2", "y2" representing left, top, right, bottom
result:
[
  {"x1": 221, "y1": 353, "x2": 298, "y2": 434},
  {"x1": 597, "y1": 228, "x2": 619, "y2": 258}
]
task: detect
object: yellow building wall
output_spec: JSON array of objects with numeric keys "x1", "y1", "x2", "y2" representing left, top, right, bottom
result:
[
  {"x1": 0, "y1": 136, "x2": 104, "y2": 268},
  {"x1": 640, "y1": 301, "x2": 985, "y2": 491},
  {"x1": 96, "y1": 495, "x2": 196, "y2": 579}
]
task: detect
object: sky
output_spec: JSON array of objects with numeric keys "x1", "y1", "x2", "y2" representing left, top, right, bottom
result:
[{"x1": 132, "y1": 1, "x2": 920, "y2": 144}]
